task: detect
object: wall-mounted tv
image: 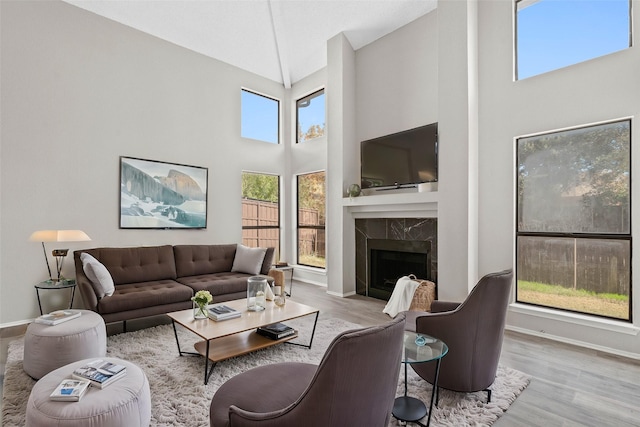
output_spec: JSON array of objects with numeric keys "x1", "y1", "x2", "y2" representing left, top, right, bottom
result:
[{"x1": 361, "y1": 122, "x2": 438, "y2": 190}]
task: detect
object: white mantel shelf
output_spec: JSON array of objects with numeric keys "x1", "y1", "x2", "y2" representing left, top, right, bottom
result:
[{"x1": 342, "y1": 191, "x2": 438, "y2": 218}]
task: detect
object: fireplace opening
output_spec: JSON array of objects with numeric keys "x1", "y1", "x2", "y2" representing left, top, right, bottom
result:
[{"x1": 367, "y1": 239, "x2": 431, "y2": 301}]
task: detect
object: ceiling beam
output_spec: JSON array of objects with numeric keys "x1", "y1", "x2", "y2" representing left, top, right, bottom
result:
[{"x1": 268, "y1": 0, "x2": 291, "y2": 88}]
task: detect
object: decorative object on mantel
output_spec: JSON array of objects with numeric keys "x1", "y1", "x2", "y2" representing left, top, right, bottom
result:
[
  {"x1": 418, "y1": 182, "x2": 438, "y2": 192},
  {"x1": 347, "y1": 183, "x2": 361, "y2": 198},
  {"x1": 192, "y1": 290, "x2": 213, "y2": 319},
  {"x1": 29, "y1": 230, "x2": 91, "y2": 282}
]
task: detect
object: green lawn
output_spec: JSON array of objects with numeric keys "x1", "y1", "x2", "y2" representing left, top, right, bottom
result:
[{"x1": 517, "y1": 280, "x2": 629, "y2": 320}]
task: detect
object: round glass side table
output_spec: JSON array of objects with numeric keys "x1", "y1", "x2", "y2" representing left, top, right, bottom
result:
[
  {"x1": 34, "y1": 279, "x2": 77, "y2": 315},
  {"x1": 393, "y1": 331, "x2": 448, "y2": 427}
]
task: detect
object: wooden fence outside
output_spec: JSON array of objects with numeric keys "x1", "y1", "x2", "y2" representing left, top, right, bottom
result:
[
  {"x1": 517, "y1": 237, "x2": 630, "y2": 296},
  {"x1": 241, "y1": 199, "x2": 326, "y2": 260}
]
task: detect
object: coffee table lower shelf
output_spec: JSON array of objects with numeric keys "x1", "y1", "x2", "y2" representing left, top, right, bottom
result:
[{"x1": 193, "y1": 330, "x2": 299, "y2": 363}]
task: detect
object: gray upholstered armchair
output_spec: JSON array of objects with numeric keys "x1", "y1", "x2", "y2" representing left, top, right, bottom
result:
[
  {"x1": 405, "y1": 269, "x2": 513, "y2": 402},
  {"x1": 209, "y1": 314, "x2": 406, "y2": 427}
]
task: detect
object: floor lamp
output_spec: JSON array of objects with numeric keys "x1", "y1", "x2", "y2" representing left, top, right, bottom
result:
[{"x1": 29, "y1": 230, "x2": 92, "y2": 282}]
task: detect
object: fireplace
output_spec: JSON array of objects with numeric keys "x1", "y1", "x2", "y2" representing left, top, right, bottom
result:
[
  {"x1": 355, "y1": 217, "x2": 437, "y2": 300},
  {"x1": 367, "y1": 239, "x2": 431, "y2": 300}
]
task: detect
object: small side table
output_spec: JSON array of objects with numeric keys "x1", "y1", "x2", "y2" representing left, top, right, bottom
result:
[
  {"x1": 34, "y1": 279, "x2": 77, "y2": 315},
  {"x1": 271, "y1": 265, "x2": 294, "y2": 296},
  {"x1": 393, "y1": 331, "x2": 448, "y2": 427}
]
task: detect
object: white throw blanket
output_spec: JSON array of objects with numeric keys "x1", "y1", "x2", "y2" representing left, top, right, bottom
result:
[{"x1": 382, "y1": 275, "x2": 420, "y2": 317}]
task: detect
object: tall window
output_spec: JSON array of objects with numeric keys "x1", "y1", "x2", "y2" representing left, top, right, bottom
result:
[
  {"x1": 297, "y1": 172, "x2": 326, "y2": 268},
  {"x1": 242, "y1": 172, "x2": 280, "y2": 258},
  {"x1": 296, "y1": 89, "x2": 325, "y2": 143},
  {"x1": 516, "y1": 119, "x2": 631, "y2": 321},
  {"x1": 515, "y1": 0, "x2": 631, "y2": 80},
  {"x1": 241, "y1": 89, "x2": 279, "y2": 144}
]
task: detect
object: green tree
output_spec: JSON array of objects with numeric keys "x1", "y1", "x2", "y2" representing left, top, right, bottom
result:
[
  {"x1": 517, "y1": 120, "x2": 630, "y2": 233},
  {"x1": 298, "y1": 124, "x2": 325, "y2": 143},
  {"x1": 242, "y1": 173, "x2": 278, "y2": 202},
  {"x1": 298, "y1": 172, "x2": 326, "y2": 225}
]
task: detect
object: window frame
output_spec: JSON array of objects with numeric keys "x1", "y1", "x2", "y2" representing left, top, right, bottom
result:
[
  {"x1": 296, "y1": 171, "x2": 326, "y2": 269},
  {"x1": 241, "y1": 88, "x2": 280, "y2": 144},
  {"x1": 241, "y1": 171, "x2": 281, "y2": 258},
  {"x1": 296, "y1": 88, "x2": 326, "y2": 144},
  {"x1": 515, "y1": 118, "x2": 632, "y2": 322}
]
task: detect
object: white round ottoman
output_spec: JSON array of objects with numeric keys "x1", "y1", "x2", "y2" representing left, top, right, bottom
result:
[
  {"x1": 23, "y1": 309, "x2": 107, "y2": 380},
  {"x1": 26, "y1": 357, "x2": 151, "y2": 427}
]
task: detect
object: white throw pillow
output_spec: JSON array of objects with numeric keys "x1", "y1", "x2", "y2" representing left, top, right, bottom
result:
[
  {"x1": 80, "y1": 252, "x2": 115, "y2": 298},
  {"x1": 231, "y1": 244, "x2": 267, "y2": 275}
]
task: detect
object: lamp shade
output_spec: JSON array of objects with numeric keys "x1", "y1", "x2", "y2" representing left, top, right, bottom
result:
[{"x1": 29, "y1": 230, "x2": 92, "y2": 242}]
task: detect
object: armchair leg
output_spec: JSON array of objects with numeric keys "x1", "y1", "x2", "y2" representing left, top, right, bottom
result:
[
  {"x1": 485, "y1": 388, "x2": 491, "y2": 403},
  {"x1": 123, "y1": 320, "x2": 127, "y2": 333}
]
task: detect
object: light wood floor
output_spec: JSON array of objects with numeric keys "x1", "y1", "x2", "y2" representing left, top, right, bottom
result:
[{"x1": 2, "y1": 281, "x2": 639, "y2": 426}]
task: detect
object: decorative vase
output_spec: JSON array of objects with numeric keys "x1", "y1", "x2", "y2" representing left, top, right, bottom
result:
[
  {"x1": 274, "y1": 285, "x2": 286, "y2": 307},
  {"x1": 247, "y1": 276, "x2": 267, "y2": 311},
  {"x1": 194, "y1": 302, "x2": 208, "y2": 319}
]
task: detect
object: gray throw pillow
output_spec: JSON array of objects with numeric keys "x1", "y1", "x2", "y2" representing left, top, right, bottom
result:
[
  {"x1": 80, "y1": 252, "x2": 115, "y2": 298},
  {"x1": 231, "y1": 244, "x2": 267, "y2": 275}
]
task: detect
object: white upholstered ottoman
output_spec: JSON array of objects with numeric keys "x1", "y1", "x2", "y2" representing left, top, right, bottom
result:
[
  {"x1": 23, "y1": 309, "x2": 107, "y2": 380},
  {"x1": 26, "y1": 357, "x2": 151, "y2": 427}
]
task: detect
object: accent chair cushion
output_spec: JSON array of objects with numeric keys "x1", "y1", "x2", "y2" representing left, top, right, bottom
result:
[
  {"x1": 231, "y1": 245, "x2": 267, "y2": 275},
  {"x1": 81, "y1": 252, "x2": 115, "y2": 298}
]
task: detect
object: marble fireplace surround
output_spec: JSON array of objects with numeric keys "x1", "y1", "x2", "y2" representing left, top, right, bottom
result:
[{"x1": 355, "y1": 217, "x2": 438, "y2": 297}]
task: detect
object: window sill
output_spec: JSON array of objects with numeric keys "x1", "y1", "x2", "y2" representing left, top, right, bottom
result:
[{"x1": 508, "y1": 303, "x2": 639, "y2": 336}]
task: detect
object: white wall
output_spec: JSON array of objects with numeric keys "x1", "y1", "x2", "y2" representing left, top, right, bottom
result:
[
  {"x1": 355, "y1": 12, "x2": 438, "y2": 143},
  {"x1": 0, "y1": 0, "x2": 287, "y2": 323},
  {"x1": 477, "y1": 0, "x2": 640, "y2": 357}
]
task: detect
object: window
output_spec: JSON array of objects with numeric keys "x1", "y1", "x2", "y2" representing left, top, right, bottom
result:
[
  {"x1": 515, "y1": 0, "x2": 631, "y2": 80},
  {"x1": 297, "y1": 171, "x2": 326, "y2": 268},
  {"x1": 516, "y1": 119, "x2": 631, "y2": 321},
  {"x1": 242, "y1": 172, "x2": 280, "y2": 258},
  {"x1": 241, "y1": 89, "x2": 279, "y2": 144},
  {"x1": 296, "y1": 89, "x2": 325, "y2": 143}
]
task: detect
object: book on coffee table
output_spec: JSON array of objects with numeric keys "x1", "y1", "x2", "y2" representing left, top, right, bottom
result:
[
  {"x1": 72, "y1": 359, "x2": 127, "y2": 389},
  {"x1": 207, "y1": 304, "x2": 241, "y2": 321},
  {"x1": 49, "y1": 378, "x2": 90, "y2": 401},
  {"x1": 256, "y1": 322, "x2": 296, "y2": 340}
]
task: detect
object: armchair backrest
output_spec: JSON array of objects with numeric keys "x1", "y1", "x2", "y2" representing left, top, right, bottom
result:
[
  {"x1": 229, "y1": 314, "x2": 406, "y2": 427},
  {"x1": 413, "y1": 269, "x2": 513, "y2": 393}
]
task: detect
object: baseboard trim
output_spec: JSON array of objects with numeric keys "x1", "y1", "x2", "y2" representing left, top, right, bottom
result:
[{"x1": 505, "y1": 325, "x2": 640, "y2": 361}]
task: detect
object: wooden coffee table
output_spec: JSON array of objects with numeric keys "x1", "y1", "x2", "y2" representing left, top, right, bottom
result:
[{"x1": 167, "y1": 299, "x2": 320, "y2": 384}]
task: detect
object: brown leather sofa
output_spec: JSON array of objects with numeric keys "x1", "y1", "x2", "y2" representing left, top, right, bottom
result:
[{"x1": 73, "y1": 244, "x2": 274, "y2": 325}]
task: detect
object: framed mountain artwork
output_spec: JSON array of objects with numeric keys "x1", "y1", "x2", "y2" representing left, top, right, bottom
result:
[{"x1": 119, "y1": 156, "x2": 208, "y2": 229}]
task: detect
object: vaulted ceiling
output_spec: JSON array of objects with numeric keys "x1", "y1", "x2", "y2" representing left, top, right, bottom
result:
[{"x1": 64, "y1": 0, "x2": 437, "y2": 88}]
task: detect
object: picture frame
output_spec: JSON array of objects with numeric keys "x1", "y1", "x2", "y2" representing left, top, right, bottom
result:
[{"x1": 119, "y1": 156, "x2": 208, "y2": 229}]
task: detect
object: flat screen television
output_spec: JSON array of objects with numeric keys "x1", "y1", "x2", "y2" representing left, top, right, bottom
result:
[{"x1": 360, "y1": 122, "x2": 438, "y2": 190}]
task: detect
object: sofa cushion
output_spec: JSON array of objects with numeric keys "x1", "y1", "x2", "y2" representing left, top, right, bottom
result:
[
  {"x1": 80, "y1": 253, "x2": 115, "y2": 298},
  {"x1": 97, "y1": 280, "x2": 193, "y2": 315},
  {"x1": 174, "y1": 244, "x2": 236, "y2": 277},
  {"x1": 82, "y1": 245, "x2": 177, "y2": 285},
  {"x1": 231, "y1": 245, "x2": 267, "y2": 275},
  {"x1": 178, "y1": 273, "x2": 271, "y2": 297}
]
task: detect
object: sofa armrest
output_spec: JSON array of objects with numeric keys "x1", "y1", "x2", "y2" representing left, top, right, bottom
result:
[{"x1": 268, "y1": 269, "x2": 285, "y2": 288}]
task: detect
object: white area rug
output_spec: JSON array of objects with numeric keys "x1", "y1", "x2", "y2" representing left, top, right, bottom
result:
[{"x1": 2, "y1": 316, "x2": 529, "y2": 426}]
